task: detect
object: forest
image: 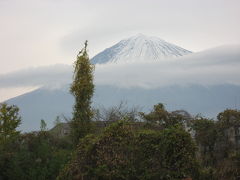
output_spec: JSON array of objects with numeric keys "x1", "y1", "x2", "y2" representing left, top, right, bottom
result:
[{"x1": 0, "y1": 42, "x2": 240, "y2": 180}]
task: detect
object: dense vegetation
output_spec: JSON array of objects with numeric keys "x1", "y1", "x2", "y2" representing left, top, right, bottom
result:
[
  {"x1": 1, "y1": 102, "x2": 240, "y2": 179},
  {"x1": 0, "y1": 43, "x2": 240, "y2": 179}
]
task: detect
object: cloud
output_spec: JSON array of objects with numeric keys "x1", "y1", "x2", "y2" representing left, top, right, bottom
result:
[
  {"x1": 0, "y1": 64, "x2": 72, "y2": 88},
  {"x1": 0, "y1": 45, "x2": 240, "y2": 90},
  {"x1": 94, "y1": 45, "x2": 240, "y2": 88}
]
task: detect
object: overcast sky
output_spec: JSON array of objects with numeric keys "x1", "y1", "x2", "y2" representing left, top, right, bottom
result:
[
  {"x1": 0, "y1": 0, "x2": 240, "y2": 101},
  {"x1": 1, "y1": 0, "x2": 240, "y2": 74}
]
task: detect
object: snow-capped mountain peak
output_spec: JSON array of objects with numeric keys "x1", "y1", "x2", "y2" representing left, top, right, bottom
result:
[{"x1": 91, "y1": 34, "x2": 192, "y2": 64}]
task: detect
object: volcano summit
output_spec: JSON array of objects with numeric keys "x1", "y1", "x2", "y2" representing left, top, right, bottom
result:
[{"x1": 91, "y1": 34, "x2": 192, "y2": 64}]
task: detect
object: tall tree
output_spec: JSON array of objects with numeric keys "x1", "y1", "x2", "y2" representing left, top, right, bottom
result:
[{"x1": 70, "y1": 41, "x2": 94, "y2": 145}]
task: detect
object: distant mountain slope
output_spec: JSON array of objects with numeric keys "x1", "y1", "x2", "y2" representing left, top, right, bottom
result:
[
  {"x1": 6, "y1": 86, "x2": 74, "y2": 131},
  {"x1": 6, "y1": 84, "x2": 240, "y2": 132},
  {"x1": 91, "y1": 34, "x2": 192, "y2": 64},
  {"x1": 2, "y1": 36, "x2": 240, "y2": 132}
]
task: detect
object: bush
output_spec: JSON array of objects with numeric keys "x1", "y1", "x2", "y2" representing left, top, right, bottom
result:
[{"x1": 58, "y1": 121, "x2": 200, "y2": 180}]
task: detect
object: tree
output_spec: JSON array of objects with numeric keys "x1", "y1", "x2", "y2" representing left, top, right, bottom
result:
[
  {"x1": 93, "y1": 102, "x2": 139, "y2": 122},
  {"x1": 140, "y1": 103, "x2": 169, "y2": 125},
  {"x1": 0, "y1": 103, "x2": 21, "y2": 179},
  {"x1": 70, "y1": 41, "x2": 94, "y2": 145},
  {"x1": 3, "y1": 131, "x2": 71, "y2": 180},
  {"x1": 140, "y1": 103, "x2": 191, "y2": 128},
  {"x1": 214, "y1": 109, "x2": 240, "y2": 179},
  {"x1": 135, "y1": 126, "x2": 200, "y2": 179},
  {"x1": 0, "y1": 103, "x2": 21, "y2": 143},
  {"x1": 191, "y1": 117, "x2": 218, "y2": 167},
  {"x1": 217, "y1": 109, "x2": 240, "y2": 128}
]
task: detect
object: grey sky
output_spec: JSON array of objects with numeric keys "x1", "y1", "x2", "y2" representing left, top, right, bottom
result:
[{"x1": 0, "y1": 0, "x2": 240, "y2": 74}]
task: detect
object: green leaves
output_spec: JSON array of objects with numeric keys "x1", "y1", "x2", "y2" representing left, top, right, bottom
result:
[
  {"x1": 140, "y1": 103, "x2": 192, "y2": 129},
  {"x1": 58, "y1": 121, "x2": 200, "y2": 180},
  {"x1": 135, "y1": 126, "x2": 198, "y2": 180},
  {"x1": 0, "y1": 131, "x2": 72, "y2": 180},
  {"x1": 70, "y1": 41, "x2": 95, "y2": 145},
  {"x1": 0, "y1": 103, "x2": 21, "y2": 143}
]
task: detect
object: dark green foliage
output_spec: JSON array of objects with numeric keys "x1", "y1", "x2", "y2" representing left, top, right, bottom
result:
[
  {"x1": 92, "y1": 122, "x2": 136, "y2": 179},
  {"x1": 140, "y1": 103, "x2": 169, "y2": 126},
  {"x1": 140, "y1": 103, "x2": 191, "y2": 129},
  {"x1": 70, "y1": 41, "x2": 95, "y2": 145},
  {"x1": 0, "y1": 103, "x2": 21, "y2": 180},
  {"x1": 0, "y1": 131, "x2": 71, "y2": 180},
  {"x1": 0, "y1": 103, "x2": 21, "y2": 143},
  {"x1": 58, "y1": 105, "x2": 240, "y2": 180},
  {"x1": 191, "y1": 117, "x2": 218, "y2": 166},
  {"x1": 217, "y1": 109, "x2": 240, "y2": 128},
  {"x1": 58, "y1": 121, "x2": 136, "y2": 180},
  {"x1": 192, "y1": 109, "x2": 240, "y2": 179},
  {"x1": 214, "y1": 109, "x2": 240, "y2": 180},
  {"x1": 1, "y1": 100, "x2": 240, "y2": 179},
  {"x1": 58, "y1": 121, "x2": 200, "y2": 180},
  {"x1": 135, "y1": 127, "x2": 199, "y2": 180},
  {"x1": 214, "y1": 151, "x2": 240, "y2": 180}
]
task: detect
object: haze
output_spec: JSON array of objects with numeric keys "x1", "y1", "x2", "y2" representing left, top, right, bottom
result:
[{"x1": 0, "y1": 0, "x2": 240, "y2": 101}]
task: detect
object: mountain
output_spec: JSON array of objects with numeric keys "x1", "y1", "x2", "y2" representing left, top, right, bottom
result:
[
  {"x1": 7, "y1": 84, "x2": 240, "y2": 132},
  {"x1": 7, "y1": 86, "x2": 74, "y2": 131},
  {"x1": 2, "y1": 34, "x2": 240, "y2": 132},
  {"x1": 91, "y1": 34, "x2": 192, "y2": 64}
]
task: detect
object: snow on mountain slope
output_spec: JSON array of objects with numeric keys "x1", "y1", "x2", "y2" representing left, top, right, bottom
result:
[{"x1": 91, "y1": 34, "x2": 192, "y2": 64}]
